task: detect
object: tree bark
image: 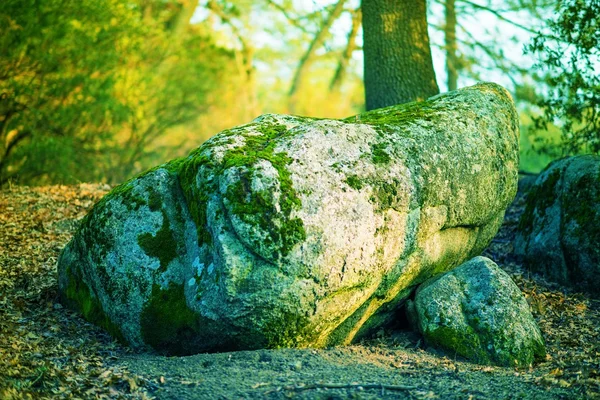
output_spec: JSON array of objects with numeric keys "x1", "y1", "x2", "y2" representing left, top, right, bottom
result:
[
  {"x1": 362, "y1": 0, "x2": 439, "y2": 110},
  {"x1": 445, "y1": 0, "x2": 458, "y2": 91}
]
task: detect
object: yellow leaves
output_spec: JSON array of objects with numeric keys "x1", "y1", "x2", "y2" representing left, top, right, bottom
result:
[
  {"x1": 539, "y1": 371, "x2": 572, "y2": 388},
  {"x1": 5, "y1": 129, "x2": 19, "y2": 146},
  {"x1": 70, "y1": 19, "x2": 83, "y2": 30}
]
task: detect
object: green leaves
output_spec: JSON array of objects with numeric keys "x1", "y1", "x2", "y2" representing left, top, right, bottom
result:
[
  {"x1": 0, "y1": 0, "x2": 235, "y2": 186},
  {"x1": 526, "y1": 0, "x2": 600, "y2": 155}
]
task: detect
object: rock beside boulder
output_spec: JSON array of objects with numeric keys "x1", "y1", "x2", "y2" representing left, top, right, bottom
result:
[
  {"x1": 514, "y1": 155, "x2": 600, "y2": 297},
  {"x1": 407, "y1": 256, "x2": 546, "y2": 367},
  {"x1": 58, "y1": 83, "x2": 520, "y2": 355}
]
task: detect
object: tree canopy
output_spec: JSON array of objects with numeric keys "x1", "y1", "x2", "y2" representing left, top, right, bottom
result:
[
  {"x1": 0, "y1": 0, "x2": 235, "y2": 185},
  {"x1": 527, "y1": 0, "x2": 600, "y2": 155},
  {"x1": 0, "y1": 0, "x2": 597, "y2": 185}
]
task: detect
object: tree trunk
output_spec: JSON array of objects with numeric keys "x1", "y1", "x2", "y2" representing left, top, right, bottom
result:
[
  {"x1": 362, "y1": 0, "x2": 439, "y2": 110},
  {"x1": 445, "y1": 0, "x2": 458, "y2": 91}
]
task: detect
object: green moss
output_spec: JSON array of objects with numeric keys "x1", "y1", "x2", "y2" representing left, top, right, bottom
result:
[
  {"x1": 261, "y1": 311, "x2": 312, "y2": 348},
  {"x1": 137, "y1": 209, "x2": 177, "y2": 272},
  {"x1": 140, "y1": 283, "x2": 201, "y2": 355},
  {"x1": 345, "y1": 175, "x2": 363, "y2": 190},
  {"x1": 425, "y1": 325, "x2": 488, "y2": 364},
  {"x1": 88, "y1": 158, "x2": 186, "y2": 215},
  {"x1": 180, "y1": 122, "x2": 306, "y2": 257},
  {"x1": 61, "y1": 266, "x2": 125, "y2": 343},
  {"x1": 373, "y1": 181, "x2": 399, "y2": 210},
  {"x1": 425, "y1": 314, "x2": 542, "y2": 367},
  {"x1": 178, "y1": 152, "x2": 216, "y2": 246},
  {"x1": 370, "y1": 142, "x2": 391, "y2": 164},
  {"x1": 343, "y1": 97, "x2": 439, "y2": 127},
  {"x1": 518, "y1": 168, "x2": 561, "y2": 235},
  {"x1": 564, "y1": 171, "x2": 600, "y2": 239}
]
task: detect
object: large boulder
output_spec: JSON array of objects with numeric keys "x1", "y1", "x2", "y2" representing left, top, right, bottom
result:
[
  {"x1": 406, "y1": 256, "x2": 546, "y2": 367},
  {"x1": 515, "y1": 155, "x2": 600, "y2": 297},
  {"x1": 58, "y1": 83, "x2": 519, "y2": 355}
]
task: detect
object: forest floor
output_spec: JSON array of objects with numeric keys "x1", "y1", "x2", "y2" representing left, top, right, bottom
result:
[{"x1": 0, "y1": 180, "x2": 599, "y2": 399}]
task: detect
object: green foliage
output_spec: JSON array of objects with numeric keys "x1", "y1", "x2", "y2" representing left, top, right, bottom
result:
[
  {"x1": 527, "y1": 0, "x2": 600, "y2": 154},
  {"x1": 0, "y1": 0, "x2": 235, "y2": 185},
  {"x1": 518, "y1": 111, "x2": 562, "y2": 173}
]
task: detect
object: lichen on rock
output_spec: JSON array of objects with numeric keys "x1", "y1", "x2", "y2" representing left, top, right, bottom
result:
[
  {"x1": 58, "y1": 83, "x2": 520, "y2": 355},
  {"x1": 407, "y1": 256, "x2": 546, "y2": 367}
]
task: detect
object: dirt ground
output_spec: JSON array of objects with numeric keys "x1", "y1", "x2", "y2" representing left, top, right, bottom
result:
[{"x1": 0, "y1": 180, "x2": 599, "y2": 399}]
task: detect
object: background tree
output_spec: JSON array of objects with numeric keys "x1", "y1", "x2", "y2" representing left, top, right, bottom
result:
[
  {"x1": 0, "y1": 0, "x2": 236, "y2": 185},
  {"x1": 362, "y1": 0, "x2": 439, "y2": 110},
  {"x1": 444, "y1": 0, "x2": 458, "y2": 91},
  {"x1": 527, "y1": 0, "x2": 600, "y2": 155},
  {"x1": 1, "y1": 0, "x2": 589, "y2": 186},
  {"x1": 287, "y1": 0, "x2": 347, "y2": 113}
]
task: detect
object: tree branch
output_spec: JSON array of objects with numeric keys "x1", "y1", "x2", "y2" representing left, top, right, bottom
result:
[
  {"x1": 264, "y1": 0, "x2": 311, "y2": 33},
  {"x1": 288, "y1": 0, "x2": 347, "y2": 113},
  {"x1": 458, "y1": 22, "x2": 530, "y2": 82},
  {"x1": 459, "y1": 0, "x2": 540, "y2": 34},
  {"x1": 329, "y1": 7, "x2": 361, "y2": 93},
  {"x1": 0, "y1": 130, "x2": 31, "y2": 174}
]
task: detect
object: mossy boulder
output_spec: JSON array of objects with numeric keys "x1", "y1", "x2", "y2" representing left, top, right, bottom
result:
[
  {"x1": 515, "y1": 155, "x2": 600, "y2": 297},
  {"x1": 407, "y1": 256, "x2": 546, "y2": 367},
  {"x1": 58, "y1": 83, "x2": 520, "y2": 355}
]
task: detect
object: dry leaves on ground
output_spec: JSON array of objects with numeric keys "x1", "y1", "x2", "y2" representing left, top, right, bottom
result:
[
  {"x1": 0, "y1": 184, "x2": 152, "y2": 399},
  {"x1": 0, "y1": 183, "x2": 599, "y2": 399}
]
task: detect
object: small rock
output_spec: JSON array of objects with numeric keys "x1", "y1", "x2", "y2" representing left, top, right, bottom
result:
[{"x1": 408, "y1": 256, "x2": 546, "y2": 367}]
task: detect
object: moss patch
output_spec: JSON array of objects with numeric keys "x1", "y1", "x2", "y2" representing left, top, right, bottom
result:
[
  {"x1": 137, "y1": 209, "x2": 177, "y2": 272},
  {"x1": 179, "y1": 122, "x2": 306, "y2": 257},
  {"x1": 372, "y1": 181, "x2": 400, "y2": 210},
  {"x1": 565, "y1": 171, "x2": 600, "y2": 236},
  {"x1": 343, "y1": 97, "x2": 440, "y2": 127},
  {"x1": 423, "y1": 310, "x2": 543, "y2": 367},
  {"x1": 178, "y1": 152, "x2": 215, "y2": 246},
  {"x1": 425, "y1": 324, "x2": 487, "y2": 364},
  {"x1": 140, "y1": 283, "x2": 202, "y2": 355},
  {"x1": 370, "y1": 143, "x2": 391, "y2": 164},
  {"x1": 261, "y1": 311, "x2": 312, "y2": 348},
  {"x1": 518, "y1": 168, "x2": 561, "y2": 235},
  {"x1": 345, "y1": 175, "x2": 364, "y2": 190},
  {"x1": 61, "y1": 266, "x2": 125, "y2": 344}
]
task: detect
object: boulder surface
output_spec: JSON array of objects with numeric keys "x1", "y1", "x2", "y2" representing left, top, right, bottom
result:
[
  {"x1": 515, "y1": 155, "x2": 600, "y2": 297},
  {"x1": 407, "y1": 256, "x2": 546, "y2": 367},
  {"x1": 58, "y1": 83, "x2": 519, "y2": 355}
]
